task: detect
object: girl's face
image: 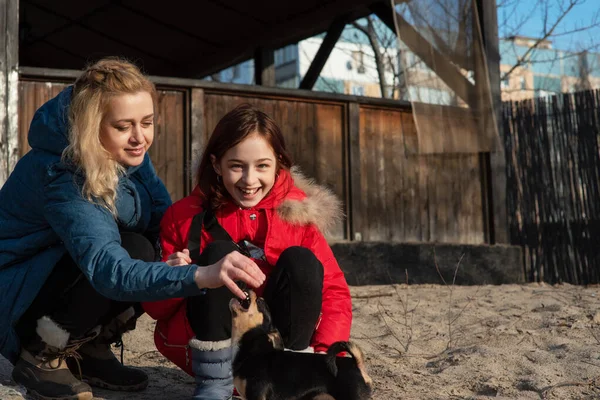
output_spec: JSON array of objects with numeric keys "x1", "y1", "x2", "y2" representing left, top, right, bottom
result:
[
  {"x1": 212, "y1": 133, "x2": 277, "y2": 208},
  {"x1": 100, "y1": 91, "x2": 154, "y2": 167}
]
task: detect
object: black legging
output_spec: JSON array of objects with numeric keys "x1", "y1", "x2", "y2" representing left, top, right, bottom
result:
[
  {"x1": 15, "y1": 232, "x2": 156, "y2": 348},
  {"x1": 187, "y1": 241, "x2": 324, "y2": 350}
]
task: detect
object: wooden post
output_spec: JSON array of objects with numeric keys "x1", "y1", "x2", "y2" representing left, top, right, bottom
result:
[
  {"x1": 0, "y1": 0, "x2": 19, "y2": 186},
  {"x1": 347, "y1": 102, "x2": 362, "y2": 241},
  {"x1": 254, "y1": 47, "x2": 276, "y2": 87},
  {"x1": 477, "y1": 0, "x2": 508, "y2": 243},
  {"x1": 190, "y1": 88, "x2": 206, "y2": 191}
]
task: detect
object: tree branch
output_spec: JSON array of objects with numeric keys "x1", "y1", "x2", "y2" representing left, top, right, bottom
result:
[
  {"x1": 353, "y1": 17, "x2": 389, "y2": 98},
  {"x1": 501, "y1": 0, "x2": 580, "y2": 81}
]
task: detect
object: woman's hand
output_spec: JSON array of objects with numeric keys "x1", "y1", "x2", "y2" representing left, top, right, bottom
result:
[
  {"x1": 194, "y1": 251, "x2": 266, "y2": 299},
  {"x1": 166, "y1": 249, "x2": 192, "y2": 266}
]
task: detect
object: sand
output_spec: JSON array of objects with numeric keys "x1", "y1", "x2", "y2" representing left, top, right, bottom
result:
[{"x1": 2, "y1": 283, "x2": 600, "y2": 399}]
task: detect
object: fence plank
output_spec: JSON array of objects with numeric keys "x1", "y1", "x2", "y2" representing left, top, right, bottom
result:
[
  {"x1": 149, "y1": 89, "x2": 186, "y2": 201},
  {"x1": 190, "y1": 88, "x2": 206, "y2": 187},
  {"x1": 348, "y1": 102, "x2": 362, "y2": 240},
  {"x1": 18, "y1": 82, "x2": 70, "y2": 156}
]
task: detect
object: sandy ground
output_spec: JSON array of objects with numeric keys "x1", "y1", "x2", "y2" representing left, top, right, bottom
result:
[{"x1": 2, "y1": 283, "x2": 600, "y2": 399}]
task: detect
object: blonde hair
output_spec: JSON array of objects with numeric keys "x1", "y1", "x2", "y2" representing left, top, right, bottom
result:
[{"x1": 63, "y1": 57, "x2": 157, "y2": 215}]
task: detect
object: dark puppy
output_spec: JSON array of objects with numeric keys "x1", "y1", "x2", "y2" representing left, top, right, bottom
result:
[{"x1": 229, "y1": 291, "x2": 372, "y2": 400}]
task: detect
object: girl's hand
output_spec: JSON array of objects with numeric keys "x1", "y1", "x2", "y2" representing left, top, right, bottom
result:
[
  {"x1": 194, "y1": 251, "x2": 266, "y2": 299},
  {"x1": 166, "y1": 249, "x2": 192, "y2": 266}
]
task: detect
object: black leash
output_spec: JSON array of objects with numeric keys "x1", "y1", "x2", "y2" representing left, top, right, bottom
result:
[{"x1": 187, "y1": 207, "x2": 251, "y2": 302}]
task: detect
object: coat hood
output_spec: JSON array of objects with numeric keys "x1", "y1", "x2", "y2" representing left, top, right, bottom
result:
[
  {"x1": 28, "y1": 86, "x2": 73, "y2": 155},
  {"x1": 277, "y1": 167, "x2": 343, "y2": 236}
]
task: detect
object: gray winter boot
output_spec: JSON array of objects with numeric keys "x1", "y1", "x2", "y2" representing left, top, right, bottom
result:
[
  {"x1": 66, "y1": 306, "x2": 148, "y2": 391},
  {"x1": 11, "y1": 316, "x2": 97, "y2": 400},
  {"x1": 189, "y1": 337, "x2": 233, "y2": 400}
]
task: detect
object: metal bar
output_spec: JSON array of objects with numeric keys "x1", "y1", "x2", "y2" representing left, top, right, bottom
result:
[
  {"x1": 254, "y1": 47, "x2": 275, "y2": 86},
  {"x1": 299, "y1": 15, "x2": 348, "y2": 90}
]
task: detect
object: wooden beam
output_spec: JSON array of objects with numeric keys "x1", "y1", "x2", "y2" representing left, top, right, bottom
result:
[
  {"x1": 21, "y1": 2, "x2": 114, "y2": 48},
  {"x1": 299, "y1": 15, "x2": 348, "y2": 90},
  {"x1": 20, "y1": 66, "x2": 413, "y2": 110},
  {"x1": 369, "y1": 2, "x2": 476, "y2": 106},
  {"x1": 477, "y1": 0, "x2": 508, "y2": 244},
  {"x1": 254, "y1": 47, "x2": 276, "y2": 87},
  {"x1": 347, "y1": 102, "x2": 363, "y2": 241},
  {"x1": 23, "y1": 1, "x2": 179, "y2": 69},
  {"x1": 0, "y1": 0, "x2": 19, "y2": 186},
  {"x1": 180, "y1": 0, "x2": 373, "y2": 79}
]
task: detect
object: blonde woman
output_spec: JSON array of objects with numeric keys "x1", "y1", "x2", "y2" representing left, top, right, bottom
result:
[{"x1": 0, "y1": 58, "x2": 265, "y2": 400}]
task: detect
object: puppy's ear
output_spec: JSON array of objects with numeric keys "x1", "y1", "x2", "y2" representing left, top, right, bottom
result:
[{"x1": 268, "y1": 331, "x2": 284, "y2": 350}]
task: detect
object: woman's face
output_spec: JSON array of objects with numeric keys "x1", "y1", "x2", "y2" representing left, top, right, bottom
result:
[
  {"x1": 212, "y1": 133, "x2": 277, "y2": 209},
  {"x1": 100, "y1": 91, "x2": 154, "y2": 167}
]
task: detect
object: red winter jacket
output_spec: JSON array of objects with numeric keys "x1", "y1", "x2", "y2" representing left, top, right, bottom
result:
[{"x1": 142, "y1": 168, "x2": 352, "y2": 376}]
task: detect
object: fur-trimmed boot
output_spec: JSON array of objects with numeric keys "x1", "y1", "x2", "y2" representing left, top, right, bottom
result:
[
  {"x1": 189, "y1": 337, "x2": 233, "y2": 400},
  {"x1": 67, "y1": 306, "x2": 148, "y2": 392},
  {"x1": 11, "y1": 316, "x2": 97, "y2": 400}
]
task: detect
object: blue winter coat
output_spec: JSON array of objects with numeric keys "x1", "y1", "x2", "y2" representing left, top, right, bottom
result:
[{"x1": 0, "y1": 86, "x2": 202, "y2": 364}]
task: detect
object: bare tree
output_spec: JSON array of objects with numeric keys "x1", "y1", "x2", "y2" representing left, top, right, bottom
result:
[
  {"x1": 352, "y1": 17, "x2": 389, "y2": 98},
  {"x1": 499, "y1": 0, "x2": 600, "y2": 81}
]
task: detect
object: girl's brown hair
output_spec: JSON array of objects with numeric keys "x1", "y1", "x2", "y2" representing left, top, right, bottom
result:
[
  {"x1": 196, "y1": 103, "x2": 292, "y2": 209},
  {"x1": 63, "y1": 57, "x2": 157, "y2": 215}
]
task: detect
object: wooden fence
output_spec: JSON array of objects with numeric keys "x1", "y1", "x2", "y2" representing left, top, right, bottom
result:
[
  {"x1": 503, "y1": 89, "x2": 600, "y2": 284},
  {"x1": 16, "y1": 69, "x2": 495, "y2": 244}
]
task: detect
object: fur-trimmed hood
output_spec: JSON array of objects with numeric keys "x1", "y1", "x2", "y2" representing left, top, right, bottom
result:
[{"x1": 276, "y1": 167, "x2": 343, "y2": 236}]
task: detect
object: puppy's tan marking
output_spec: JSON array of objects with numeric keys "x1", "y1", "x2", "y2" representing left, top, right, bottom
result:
[
  {"x1": 346, "y1": 342, "x2": 373, "y2": 387},
  {"x1": 230, "y1": 291, "x2": 264, "y2": 345},
  {"x1": 311, "y1": 394, "x2": 336, "y2": 400},
  {"x1": 267, "y1": 330, "x2": 284, "y2": 350}
]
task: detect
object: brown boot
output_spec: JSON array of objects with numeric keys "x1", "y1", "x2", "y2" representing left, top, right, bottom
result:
[
  {"x1": 11, "y1": 316, "x2": 95, "y2": 400},
  {"x1": 67, "y1": 307, "x2": 148, "y2": 392}
]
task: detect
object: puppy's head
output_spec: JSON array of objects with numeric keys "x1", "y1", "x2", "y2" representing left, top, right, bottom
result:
[{"x1": 229, "y1": 290, "x2": 277, "y2": 345}]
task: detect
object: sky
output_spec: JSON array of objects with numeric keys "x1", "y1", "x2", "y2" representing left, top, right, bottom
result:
[{"x1": 497, "y1": 0, "x2": 600, "y2": 52}]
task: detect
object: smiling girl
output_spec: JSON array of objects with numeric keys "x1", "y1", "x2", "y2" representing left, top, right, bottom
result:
[{"x1": 143, "y1": 104, "x2": 352, "y2": 400}]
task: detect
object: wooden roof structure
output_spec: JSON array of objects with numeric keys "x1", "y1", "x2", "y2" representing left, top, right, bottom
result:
[{"x1": 18, "y1": 0, "x2": 374, "y2": 79}]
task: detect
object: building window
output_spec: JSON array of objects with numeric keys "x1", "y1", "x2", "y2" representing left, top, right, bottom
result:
[
  {"x1": 385, "y1": 86, "x2": 395, "y2": 98},
  {"x1": 352, "y1": 85, "x2": 365, "y2": 96},
  {"x1": 501, "y1": 78, "x2": 509, "y2": 89},
  {"x1": 275, "y1": 44, "x2": 298, "y2": 66},
  {"x1": 352, "y1": 51, "x2": 366, "y2": 74},
  {"x1": 232, "y1": 64, "x2": 240, "y2": 79},
  {"x1": 519, "y1": 76, "x2": 526, "y2": 90},
  {"x1": 384, "y1": 57, "x2": 394, "y2": 73}
]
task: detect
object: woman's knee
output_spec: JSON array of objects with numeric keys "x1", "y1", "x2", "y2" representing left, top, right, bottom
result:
[{"x1": 120, "y1": 232, "x2": 156, "y2": 262}]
